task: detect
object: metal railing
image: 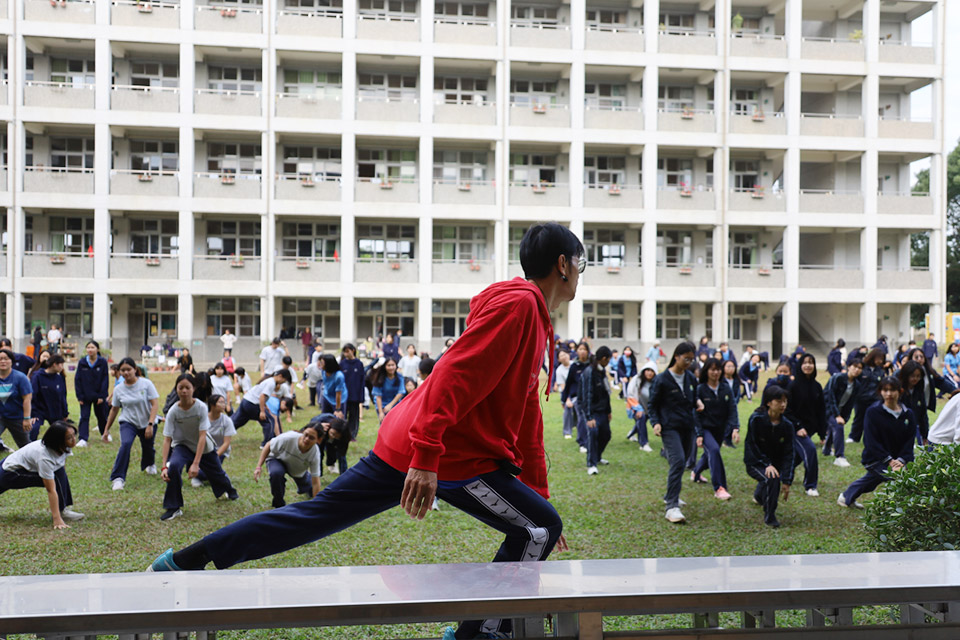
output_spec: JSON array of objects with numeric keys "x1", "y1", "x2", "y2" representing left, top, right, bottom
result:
[
  {"x1": 110, "y1": 168, "x2": 180, "y2": 178},
  {"x1": 800, "y1": 112, "x2": 862, "y2": 120},
  {"x1": 879, "y1": 190, "x2": 930, "y2": 197},
  {"x1": 196, "y1": 87, "x2": 262, "y2": 98},
  {"x1": 433, "y1": 178, "x2": 493, "y2": 186},
  {"x1": 434, "y1": 16, "x2": 493, "y2": 26},
  {"x1": 586, "y1": 23, "x2": 641, "y2": 33},
  {"x1": 660, "y1": 28, "x2": 715, "y2": 37},
  {"x1": 111, "y1": 83, "x2": 180, "y2": 94},
  {"x1": 879, "y1": 39, "x2": 933, "y2": 48},
  {"x1": 659, "y1": 106, "x2": 715, "y2": 115},
  {"x1": 438, "y1": 97, "x2": 494, "y2": 106},
  {"x1": 194, "y1": 171, "x2": 262, "y2": 182},
  {"x1": 24, "y1": 165, "x2": 94, "y2": 174},
  {"x1": 798, "y1": 264, "x2": 862, "y2": 270},
  {"x1": 799, "y1": 188, "x2": 861, "y2": 195},
  {"x1": 25, "y1": 79, "x2": 95, "y2": 90},
  {"x1": 879, "y1": 114, "x2": 932, "y2": 122},
  {"x1": 802, "y1": 35, "x2": 863, "y2": 44},
  {"x1": 278, "y1": 7, "x2": 342, "y2": 18},
  {"x1": 731, "y1": 32, "x2": 785, "y2": 40},
  {"x1": 509, "y1": 100, "x2": 569, "y2": 109},
  {"x1": 357, "y1": 93, "x2": 419, "y2": 104},
  {"x1": 112, "y1": 0, "x2": 180, "y2": 9},
  {"x1": 510, "y1": 20, "x2": 569, "y2": 30},
  {"x1": 196, "y1": 3, "x2": 262, "y2": 15},
  {"x1": 276, "y1": 91, "x2": 342, "y2": 102},
  {"x1": 357, "y1": 11, "x2": 418, "y2": 22},
  {"x1": 584, "y1": 102, "x2": 641, "y2": 112}
]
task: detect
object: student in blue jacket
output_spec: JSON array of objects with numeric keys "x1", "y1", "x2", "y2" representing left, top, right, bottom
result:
[
  {"x1": 691, "y1": 358, "x2": 738, "y2": 500},
  {"x1": 827, "y1": 339, "x2": 845, "y2": 375},
  {"x1": 318, "y1": 354, "x2": 347, "y2": 418},
  {"x1": 743, "y1": 385, "x2": 795, "y2": 528},
  {"x1": 30, "y1": 355, "x2": 69, "y2": 442},
  {"x1": 838, "y1": 376, "x2": 916, "y2": 509},
  {"x1": 339, "y1": 344, "x2": 366, "y2": 440},
  {"x1": 74, "y1": 340, "x2": 110, "y2": 446},
  {"x1": 822, "y1": 358, "x2": 862, "y2": 467}
]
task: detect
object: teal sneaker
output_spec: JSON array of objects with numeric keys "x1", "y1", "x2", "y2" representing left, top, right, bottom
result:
[
  {"x1": 441, "y1": 627, "x2": 509, "y2": 640},
  {"x1": 147, "y1": 548, "x2": 182, "y2": 572}
]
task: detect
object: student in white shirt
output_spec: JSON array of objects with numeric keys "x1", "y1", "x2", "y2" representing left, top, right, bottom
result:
[
  {"x1": 209, "y1": 362, "x2": 235, "y2": 410},
  {"x1": 254, "y1": 419, "x2": 342, "y2": 508},
  {"x1": 220, "y1": 329, "x2": 238, "y2": 354},
  {"x1": 103, "y1": 358, "x2": 160, "y2": 491},
  {"x1": 231, "y1": 369, "x2": 293, "y2": 446},
  {"x1": 398, "y1": 344, "x2": 422, "y2": 381},
  {"x1": 303, "y1": 360, "x2": 323, "y2": 406},
  {"x1": 259, "y1": 338, "x2": 288, "y2": 376},
  {"x1": 192, "y1": 394, "x2": 237, "y2": 488}
]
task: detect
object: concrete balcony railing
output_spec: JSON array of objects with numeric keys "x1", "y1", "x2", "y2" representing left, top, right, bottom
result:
[
  {"x1": 195, "y1": 89, "x2": 262, "y2": 116},
  {"x1": 110, "y1": 170, "x2": 179, "y2": 197},
  {"x1": 657, "y1": 188, "x2": 715, "y2": 210},
  {"x1": 275, "y1": 93, "x2": 342, "y2": 119},
  {"x1": 583, "y1": 185, "x2": 642, "y2": 209},
  {"x1": 432, "y1": 180, "x2": 496, "y2": 205},
  {"x1": 801, "y1": 37, "x2": 864, "y2": 61},
  {"x1": 509, "y1": 183, "x2": 569, "y2": 207},
  {"x1": 878, "y1": 41, "x2": 935, "y2": 65},
  {"x1": 585, "y1": 26, "x2": 643, "y2": 51},
  {"x1": 24, "y1": 82, "x2": 95, "y2": 109},
  {"x1": 434, "y1": 100, "x2": 496, "y2": 125},
  {"x1": 657, "y1": 109, "x2": 716, "y2": 133},
  {"x1": 111, "y1": 85, "x2": 180, "y2": 112},
  {"x1": 799, "y1": 190, "x2": 864, "y2": 214},
  {"x1": 587, "y1": 263, "x2": 643, "y2": 284},
  {"x1": 274, "y1": 175, "x2": 340, "y2": 200},
  {"x1": 0, "y1": 168, "x2": 7, "y2": 190},
  {"x1": 657, "y1": 265, "x2": 715, "y2": 287},
  {"x1": 798, "y1": 265, "x2": 863, "y2": 288},
  {"x1": 659, "y1": 30, "x2": 716, "y2": 55},
  {"x1": 729, "y1": 112, "x2": 786, "y2": 135},
  {"x1": 111, "y1": 0, "x2": 180, "y2": 28},
  {"x1": 431, "y1": 259, "x2": 494, "y2": 284},
  {"x1": 727, "y1": 266, "x2": 785, "y2": 288},
  {"x1": 194, "y1": 173, "x2": 263, "y2": 199},
  {"x1": 109, "y1": 254, "x2": 179, "y2": 280},
  {"x1": 276, "y1": 9, "x2": 343, "y2": 37},
  {"x1": 355, "y1": 259, "x2": 419, "y2": 283},
  {"x1": 274, "y1": 257, "x2": 340, "y2": 282},
  {"x1": 877, "y1": 268, "x2": 933, "y2": 290},
  {"x1": 24, "y1": 167, "x2": 95, "y2": 194},
  {"x1": 355, "y1": 179, "x2": 419, "y2": 203},
  {"x1": 25, "y1": 0, "x2": 94, "y2": 23},
  {"x1": 434, "y1": 18, "x2": 496, "y2": 45},
  {"x1": 356, "y1": 96, "x2": 419, "y2": 122},
  {"x1": 195, "y1": 4, "x2": 263, "y2": 32},
  {"x1": 357, "y1": 14, "x2": 420, "y2": 40},
  {"x1": 509, "y1": 23, "x2": 571, "y2": 48},
  {"x1": 878, "y1": 192, "x2": 933, "y2": 216},
  {"x1": 510, "y1": 102, "x2": 570, "y2": 127},
  {"x1": 193, "y1": 255, "x2": 262, "y2": 280},
  {"x1": 729, "y1": 33, "x2": 786, "y2": 58},
  {"x1": 584, "y1": 106, "x2": 642, "y2": 130},
  {"x1": 879, "y1": 117, "x2": 934, "y2": 139},
  {"x1": 800, "y1": 113, "x2": 864, "y2": 137},
  {"x1": 728, "y1": 188, "x2": 786, "y2": 211},
  {"x1": 23, "y1": 252, "x2": 94, "y2": 279}
]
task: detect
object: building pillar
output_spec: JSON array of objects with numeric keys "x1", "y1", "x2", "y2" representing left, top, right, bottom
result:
[
  {"x1": 782, "y1": 299, "x2": 799, "y2": 354},
  {"x1": 861, "y1": 301, "x2": 878, "y2": 345},
  {"x1": 177, "y1": 293, "x2": 194, "y2": 349},
  {"x1": 340, "y1": 293, "x2": 356, "y2": 345},
  {"x1": 567, "y1": 218, "x2": 584, "y2": 341}
]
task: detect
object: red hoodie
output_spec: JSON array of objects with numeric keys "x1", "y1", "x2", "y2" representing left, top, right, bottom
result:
[{"x1": 372, "y1": 278, "x2": 554, "y2": 498}]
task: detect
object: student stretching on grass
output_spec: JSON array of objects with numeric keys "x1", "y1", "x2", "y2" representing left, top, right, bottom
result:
[
  {"x1": 743, "y1": 386, "x2": 794, "y2": 528},
  {"x1": 231, "y1": 369, "x2": 293, "y2": 447},
  {"x1": 822, "y1": 358, "x2": 862, "y2": 467},
  {"x1": 148, "y1": 222, "x2": 579, "y2": 640},
  {"x1": 191, "y1": 394, "x2": 236, "y2": 488}
]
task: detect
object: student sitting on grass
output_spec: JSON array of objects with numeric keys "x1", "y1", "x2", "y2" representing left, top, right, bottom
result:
[{"x1": 743, "y1": 385, "x2": 795, "y2": 528}]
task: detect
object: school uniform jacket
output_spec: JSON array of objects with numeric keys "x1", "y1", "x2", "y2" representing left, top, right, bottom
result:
[
  {"x1": 74, "y1": 355, "x2": 110, "y2": 402},
  {"x1": 856, "y1": 365, "x2": 885, "y2": 403},
  {"x1": 827, "y1": 349, "x2": 844, "y2": 375},
  {"x1": 31, "y1": 369, "x2": 68, "y2": 423},
  {"x1": 764, "y1": 374, "x2": 793, "y2": 390},
  {"x1": 561, "y1": 360, "x2": 589, "y2": 403},
  {"x1": 339, "y1": 358, "x2": 366, "y2": 405},
  {"x1": 861, "y1": 401, "x2": 916, "y2": 471},
  {"x1": 743, "y1": 410, "x2": 796, "y2": 484},
  {"x1": 577, "y1": 365, "x2": 611, "y2": 422},
  {"x1": 647, "y1": 369, "x2": 698, "y2": 432},
  {"x1": 694, "y1": 382, "x2": 738, "y2": 439},
  {"x1": 824, "y1": 372, "x2": 860, "y2": 421}
]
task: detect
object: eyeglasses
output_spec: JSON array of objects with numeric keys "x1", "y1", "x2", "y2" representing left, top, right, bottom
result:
[{"x1": 577, "y1": 256, "x2": 587, "y2": 274}]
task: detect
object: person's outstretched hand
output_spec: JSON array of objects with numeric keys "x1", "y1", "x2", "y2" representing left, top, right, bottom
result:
[{"x1": 401, "y1": 468, "x2": 437, "y2": 520}]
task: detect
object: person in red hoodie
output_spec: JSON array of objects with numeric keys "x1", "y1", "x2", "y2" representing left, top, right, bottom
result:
[{"x1": 147, "y1": 222, "x2": 583, "y2": 639}]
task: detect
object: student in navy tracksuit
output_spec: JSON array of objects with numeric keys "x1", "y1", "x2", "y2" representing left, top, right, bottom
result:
[
  {"x1": 822, "y1": 358, "x2": 862, "y2": 466},
  {"x1": 30, "y1": 355, "x2": 69, "y2": 442},
  {"x1": 616, "y1": 347, "x2": 637, "y2": 395},
  {"x1": 562, "y1": 342, "x2": 591, "y2": 451},
  {"x1": 578, "y1": 346, "x2": 612, "y2": 475},
  {"x1": 846, "y1": 345, "x2": 868, "y2": 367},
  {"x1": 648, "y1": 341, "x2": 699, "y2": 524},
  {"x1": 691, "y1": 358, "x2": 738, "y2": 500},
  {"x1": 785, "y1": 354, "x2": 825, "y2": 497},
  {"x1": 850, "y1": 348, "x2": 889, "y2": 443},
  {"x1": 922, "y1": 335, "x2": 938, "y2": 366},
  {"x1": 905, "y1": 347, "x2": 956, "y2": 424},
  {"x1": 737, "y1": 355, "x2": 760, "y2": 400},
  {"x1": 765, "y1": 361, "x2": 793, "y2": 391},
  {"x1": 339, "y1": 344, "x2": 366, "y2": 441},
  {"x1": 74, "y1": 340, "x2": 110, "y2": 445},
  {"x1": 898, "y1": 361, "x2": 930, "y2": 445},
  {"x1": 743, "y1": 385, "x2": 794, "y2": 528},
  {"x1": 827, "y1": 339, "x2": 845, "y2": 375},
  {"x1": 838, "y1": 376, "x2": 916, "y2": 509},
  {"x1": 872, "y1": 335, "x2": 889, "y2": 356}
]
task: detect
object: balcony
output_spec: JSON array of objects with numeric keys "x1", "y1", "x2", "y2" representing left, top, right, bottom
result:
[
  {"x1": 657, "y1": 265, "x2": 715, "y2": 287},
  {"x1": 799, "y1": 265, "x2": 862, "y2": 288},
  {"x1": 195, "y1": 89, "x2": 262, "y2": 116},
  {"x1": 431, "y1": 259, "x2": 493, "y2": 284},
  {"x1": 510, "y1": 23, "x2": 571, "y2": 48},
  {"x1": 0, "y1": 81, "x2": 7, "y2": 106},
  {"x1": 585, "y1": 26, "x2": 644, "y2": 51},
  {"x1": 355, "y1": 260, "x2": 419, "y2": 283},
  {"x1": 194, "y1": 173, "x2": 262, "y2": 199},
  {"x1": 434, "y1": 17, "x2": 497, "y2": 45},
  {"x1": 274, "y1": 175, "x2": 340, "y2": 201},
  {"x1": 432, "y1": 180, "x2": 495, "y2": 205},
  {"x1": 583, "y1": 185, "x2": 641, "y2": 209},
  {"x1": 878, "y1": 192, "x2": 932, "y2": 216},
  {"x1": 111, "y1": 85, "x2": 180, "y2": 112},
  {"x1": 730, "y1": 34, "x2": 786, "y2": 58},
  {"x1": 276, "y1": 93, "x2": 341, "y2": 119},
  {"x1": 877, "y1": 268, "x2": 933, "y2": 290},
  {"x1": 110, "y1": 170, "x2": 179, "y2": 197},
  {"x1": 23, "y1": 252, "x2": 94, "y2": 279},
  {"x1": 657, "y1": 109, "x2": 716, "y2": 133},
  {"x1": 800, "y1": 114, "x2": 864, "y2": 137},
  {"x1": 109, "y1": 254, "x2": 179, "y2": 280},
  {"x1": 195, "y1": 4, "x2": 263, "y2": 32},
  {"x1": 193, "y1": 255, "x2": 262, "y2": 280},
  {"x1": 659, "y1": 30, "x2": 716, "y2": 55},
  {"x1": 357, "y1": 14, "x2": 420, "y2": 40},
  {"x1": 588, "y1": 263, "x2": 643, "y2": 284},
  {"x1": 355, "y1": 179, "x2": 419, "y2": 203},
  {"x1": 799, "y1": 190, "x2": 863, "y2": 214},
  {"x1": 111, "y1": 0, "x2": 180, "y2": 29},
  {"x1": 510, "y1": 103, "x2": 569, "y2": 127},
  {"x1": 728, "y1": 188, "x2": 785, "y2": 212},
  {"x1": 24, "y1": 82, "x2": 95, "y2": 109},
  {"x1": 25, "y1": 0, "x2": 95, "y2": 23},
  {"x1": 584, "y1": 106, "x2": 642, "y2": 130},
  {"x1": 274, "y1": 257, "x2": 340, "y2": 282},
  {"x1": 729, "y1": 112, "x2": 785, "y2": 135},
  {"x1": 509, "y1": 183, "x2": 569, "y2": 206},
  {"x1": 434, "y1": 100, "x2": 496, "y2": 125},
  {"x1": 657, "y1": 188, "x2": 715, "y2": 210},
  {"x1": 878, "y1": 117, "x2": 934, "y2": 139},
  {"x1": 727, "y1": 266, "x2": 785, "y2": 288},
  {"x1": 801, "y1": 37, "x2": 864, "y2": 61},
  {"x1": 24, "y1": 168, "x2": 94, "y2": 194},
  {"x1": 878, "y1": 41, "x2": 934, "y2": 65},
  {"x1": 276, "y1": 8, "x2": 343, "y2": 37},
  {"x1": 356, "y1": 96, "x2": 419, "y2": 122}
]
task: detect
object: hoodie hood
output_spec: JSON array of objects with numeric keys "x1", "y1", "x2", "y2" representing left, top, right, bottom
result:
[{"x1": 640, "y1": 361, "x2": 659, "y2": 374}]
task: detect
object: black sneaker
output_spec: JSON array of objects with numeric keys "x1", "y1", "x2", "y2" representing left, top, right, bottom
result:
[
  {"x1": 765, "y1": 519, "x2": 781, "y2": 528},
  {"x1": 272, "y1": 499, "x2": 286, "y2": 509},
  {"x1": 160, "y1": 508, "x2": 183, "y2": 521},
  {"x1": 227, "y1": 489, "x2": 239, "y2": 501}
]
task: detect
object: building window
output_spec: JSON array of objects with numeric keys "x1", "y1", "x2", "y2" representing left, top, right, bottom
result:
[
  {"x1": 129, "y1": 297, "x2": 178, "y2": 338},
  {"x1": 281, "y1": 146, "x2": 342, "y2": 180},
  {"x1": 359, "y1": 0, "x2": 418, "y2": 17},
  {"x1": 731, "y1": 88, "x2": 759, "y2": 115},
  {"x1": 50, "y1": 216, "x2": 94, "y2": 254},
  {"x1": 434, "y1": 76, "x2": 490, "y2": 105},
  {"x1": 281, "y1": 222, "x2": 340, "y2": 259},
  {"x1": 206, "y1": 298, "x2": 261, "y2": 337},
  {"x1": 657, "y1": 229, "x2": 691, "y2": 266},
  {"x1": 357, "y1": 149, "x2": 417, "y2": 182},
  {"x1": 509, "y1": 153, "x2": 557, "y2": 185},
  {"x1": 433, "y1": 225, "x2": 488, "y2": 262},
  {"x1": 729, "y1": 232, "x2": 758, "y2": 267},
  {"x1": 657, "y1": 85, "x2": 693, "y2": 111},
  {"x1": 584, "y1": 82, "x2": 627, "y2": 109},
  {"x1": 358, "y1": 72, "x2": 417, "y2": 101},
  {"x1": 130, "y1": 62, "x2": 179, "y2": 89},
  {"x1": 357, "y1": 299, "x2": 415, "y2": 337},
  {"x1": 435, "y1": 1, "x2": 489, "y2": 21},
  {"x1": 704, "y1": 303, "x2": 712, "y2": 340},
  {"x1": 584, "y1": 156, "x2": 626, "y2": 186},
  {"x1": 509, "y1": 226, "x2": 525, "y2": 262},
  {"x1": 280, "y1": 298, "x2": 341, "y2": 340},
  {"x1": 584, "y1": 229, "x2": 626, "y2": 267},
  {"x1": 206, "y1": 220, "x2": 261, "y2": 257},
  {"x1": 510, "y1": 79, "x2": 559, "y2": 106},
  {"x1": 50, "y1": 58, "x2": 95, "y2": 86},
  {"x1": 284, "y1": 0, "x2": 343, "y2": 14},
  {"x1": 281, "y1": 69, "x2": 342, "y2": 97},
  {"x1": 207, "y1": 142, "x2": 262, "y2": 176},
  {"x1": 657, "y1": 158, "x2": 692, "y2": 189},
  {"x1": 432, "y1": 300, "x2": 470, "y2": 338},
  {"x1": 208, "y1": 66, "x2": 262, "y2": 93},
  {"x1": 51, "y1": 137, "x2": 94, "y2": 171},
  {"x1": 357, "y1": 224, "x2": 415, "y2": 261},
  {"x1": 657, "y1": 303, "x2": 691, "y2": 339},
  {"x1": 659, "y1": 12, "x2": 693, "y2": 32},
  {"x1": 729, "y1": 304, "x2": 758, "y2": 341},
  {"x1": 130, "y1": 140, "x2": 178, "y2": 172},
  {"x1": 48, "y1": 295, "x2": 94, "y2": 337},
  {"x1": 584, "y1": 302, "x2": 624, "y2": 339},
  {"x1": 511, "y1": 4, "x2": 557, "y2": 25},
  {"x1": 585, "y1": 9, "x2": 627, "y2": 30},
  {"x1": 129, "y1": 219, "x2": 178, "y2": 256},
  {"x1": 433, "y1": 150, "x2": 488, "y2": 184},
  {"x1": 731, "y1": 160, "x2": 758, "y2": 191}
]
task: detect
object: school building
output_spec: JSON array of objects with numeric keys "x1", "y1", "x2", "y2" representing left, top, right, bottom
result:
[{"x1": 0, "y1": 0, "x2": 947, "y2": 362}]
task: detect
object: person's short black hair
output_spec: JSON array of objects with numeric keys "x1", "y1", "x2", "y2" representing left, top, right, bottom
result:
[
  {"x1": 342, "y1": 343, "x2": 356, "y2": 355},
  {"x1": 282, "y1": 355, "x2": 293, "y2": 366},
  {"x1": 45, "y1": 354, "x2": 65, "y2": 368},
  {"x1": 42, "y1": 420, "x2": 77, "y2": 455},
  {"x1": 175, "y1": 373, "x2": 196, "y2": 388},
  {"x1": 271, "y1": 337, "x2": 281, "y2": 345},
  {"x1": 275, "y1": 369, "x2": 293, "y2": 383},
  {"x1": 848, "y1": 358, "x2": 864, "y2": 368},
  {"x1": 595, "y1": 346, "x2": 612, "y2": 360},
  {"x1": 761, "y1": 385, "x2": 788, "y2": 408},
  {"x1": 418, "y1": 357, "x2": 435, "y2": 377},
  {"x1": 208, "y1": 394, "x2": 224, "y2": 408},
  {"x1": 0, "y1": 338, "x2": 11, "y2": 348},
  {"x1": 519, "y1": 222, "x2": 584, "y2": 279},
  {"x1": 235, "y1": 367, "x2": 246, "y2": 377},
  {"x1": 321, "y1": 353, "x2": 340, "y2": 374}
]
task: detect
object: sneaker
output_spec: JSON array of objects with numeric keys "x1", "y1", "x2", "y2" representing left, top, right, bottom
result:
[
  {"x1": 715, "y1": 487, "x2": 732, "y2": 501},
  {"x1": 147, "y1": 548, "x2": 182, "y2": 572},
  {"x1": 227, "y1": 489, "x2": 239, "y2": 501},
  {"x1": 144, "y1": 465, "x2": 158, "y2": 475},
  {"x1": 641, "y1": 444, "x2": 653, "y2": 452},
  {"x1": 822, "y1": 446, "x2": 832, "y2": 457},
  {"x1": 564, "y1": 434, "x2": 572, "y2": 439},
  {"x1": 665, "y1": 507, "x2": 686, "y2": 523},
  {"x1": 833, "y1": 456, "x2": 851, "y2": 468},
  {"x1": 751, "y1": 496, "x2": 761, "y2": 505},
  {"x1": 627, "y1": 434, "x2": 639, "y2": 442},
  {"x1": 190, "y1": 478, "x2": 203, "y2": 488},
  {"x1": 441, "y1": 626, "x2": 508, "y2": 640},
  {"x1": 327, "y1": 465, "x2": 338, "y2": 475},
  {"x1": 765, "y1": 519, "x2": 781, "y2": 528},
  {"x1": 837, "y1": 493, "x2": 863, "y2": 509},
  {"x1": 105, "y1": 433, "x2": 113, "y2": 443},
  {"x1": 599, "y1": 458, "x2": 609, "y2": 465},
  {"x1": 587, "y1": 466, "x2": 599, "y2": 475},
  {"x1": 75, "y1": 439, "x2": 88, "y2": 448},
  {"x1": 691, "y1": 472, "x2": 708, "y2": 484},
  {"x1": 61, "y1": 507, "x2": 85, "y2": 522},
  {"x1": 806, "y1": 488, "x2": 820, "y2": 497},
  {"x1": 111, "y1": 478, "x2": 125, "y2": 491},
  {"x1": 845, "y1": 437, "x2": 855, "y2": 444},
  {"x1": 431, "y1": 497, "x2": 440, "y2": 511},
  {"x1": 160, "y1": 508, "x2": 183, "y2": 521},
  {"x1": 579, "y1": 446, "x2": 588, "y2": 453}
]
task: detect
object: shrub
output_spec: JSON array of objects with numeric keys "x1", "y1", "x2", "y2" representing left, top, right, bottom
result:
[{"x1": 863, "y1": 445, "x2": 960, "y2": 552}]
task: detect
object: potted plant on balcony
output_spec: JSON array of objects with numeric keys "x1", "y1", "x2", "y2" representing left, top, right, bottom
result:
[
  {"x1": 468, "y1": 259, "x2": 481, "y2": 272},
  {"x1": 50, "y1": 253, "x2": 66, "y2": 265},
  {"x1": 731, "y1": 12, "x2": 744, "y2": 32},
  {"x1": 532, "y1": 103, "x2": 548, "y2": 114},
  {"x1": 229, "y1": 254, "x2": 245, "y2": 268},
  {"x1": 752, "y1": 110, "x2": 765, "y2": 122},
  {"x1": 390, "y1": 262, "x2": 401, "y2": 270},
  {"x1": 137, "y1": 1, "x2": 153, "y2": 12},
  {"x1": 532, "y1": 182, "x2": 548, "y2": 194},
  {"x1": 751, "y1": 185, "x2": 765, "y2": 199},
  {"x1": 458, "y1": 182, "x2": 472, "y2": 192},
  {"x1": 608, "y1": 184, "x2": 621, "y2": 195},
  {"x1": 220, "y1": 174, "x2": 236, "y2": 185},
  {"x1": 138, "y1": 173, "x2": 154, "y2": 182},
  {"x1": 678, "y1": 265, "x2": 693, "y2": 275},
  {"x1": 679, "y1": 182, "x2": 693, "y2": 197},
  {"x1": 681, "y1": 106, "x2": 695, "y2": 119},
  {"x1": 606, "y1": 265, "x2": 621, "y2": 274},
  {"x1": 300, "y1": 175, "x2": 315, "y2": 187},
  {"x1": 849, "y1": 29, "x2": 863, "y2": 41},
  {"x1": 145, "y1": 256, "x2": 161, "y2": 266},
  {"x1": 379, "y1": 180, "x2": 394, "y2": 190},
  {"x1": 757, "y1": 266, "x2": 772, "y2": 276},
  {"x1": 220, "y1": 7, "x2": 237, "y2": 17},
  {"x1": 295, "y1": 258, "x2": 310, "y2": 269}
]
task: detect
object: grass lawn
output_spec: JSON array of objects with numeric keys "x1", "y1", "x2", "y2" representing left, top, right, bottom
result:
[{"x1": 1, "y1": 367, "x2": 936, "y2": 639}]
